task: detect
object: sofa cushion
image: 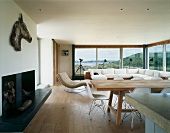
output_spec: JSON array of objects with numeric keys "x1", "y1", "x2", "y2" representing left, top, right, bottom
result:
[
  {"x1": 138, "y1": 69, "x2": 146, "y2": 74},
  {"x1": 160, "y1": 71, "x2": 170, "y2": 78},
  {"x1": 114, "y1": 69, "x2": 127, "y2": 74},
  {"x1": 102, "y1": 68, "x2": 114, "y2": 75},
  {"x1": 114, "y1": 77, "x2": 124, "y2": 80},
  {"x1": 90, "y1": 69, "x2": 102, "y2": 76},
  {"x1": 127, "y1": 69, "x2": 139, "y2": 74},
  {"x1": 144, "y1": 77, "x2": 152, "y2": 80},
  {"x1": 91, "y1": 75, "x2": 107, "y2": 80},
  {"x1": 151, "y1": 77, "x2": 163, "y2": 80},
  {"x1": 89, "y1": 69, "x2": 94, "y2": 76},
  {"x1": 118, "y1": 74, "x2": 133, "y2": 78},
  {"x1": 131, "y1": 77, "x2": 144, "y2": 80},
  {"x1": 132, "y1": 74, "x2": 151, "y2": 78},
  {"x1": 153, "y1": 70, "x2": 160, "y2": 77},
  {"x1": 94, "y1": 72, "x2": 99, "y2": 75},
  {"x1": 145, "y1": 69, "x2": 154, "y2": 76},
  {"x1": 104, "y1": 74, "x2": 118, "y2": 78}
]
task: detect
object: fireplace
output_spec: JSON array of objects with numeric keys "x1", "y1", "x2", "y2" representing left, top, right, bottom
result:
[
  {"x1": 2, "y1": 70, "x2": 35, "y2": 119},
  {"x1": 0, "y1": 70, "x2": 52, "y2": 132}
]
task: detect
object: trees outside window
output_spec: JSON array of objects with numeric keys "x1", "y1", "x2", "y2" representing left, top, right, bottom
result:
[
  {"x1": 123, "y1": 48, "x2": 143, "y2": 69},
  {"x1": 166, "y1": 44, "x2": 170, "y2": 72},
  {"x1": 149, "y1": 45, "x2": 163, "y2": 71}
]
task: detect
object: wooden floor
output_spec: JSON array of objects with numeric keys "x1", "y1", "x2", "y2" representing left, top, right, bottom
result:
[{"x1": 24, "y1": 82, "x2": 145, "y2": 133}]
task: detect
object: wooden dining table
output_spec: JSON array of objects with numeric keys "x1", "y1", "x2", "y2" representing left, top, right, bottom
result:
[{"x1": 90, "y1": 80, "x2": 170, "y2": 125}]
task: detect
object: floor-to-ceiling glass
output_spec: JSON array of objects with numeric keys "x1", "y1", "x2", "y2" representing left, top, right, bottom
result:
[
  {"x1": 166, "y1": 44, "x2": 170, "y2": 72},
  {"x1": 149, "y1": 45, "x2": 163, "y2": 71},
  {"x1": 123, "y1": 48, "x2": 143, "y2": 69},
  {"x1": 97, "y1": 48, "x2": 120, "y2": 69},
  {"x1": 75, "y1": 48, "x2": 96, "y2": 75}
]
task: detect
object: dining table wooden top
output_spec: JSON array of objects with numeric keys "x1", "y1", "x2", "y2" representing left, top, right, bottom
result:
[
  {"x1": 91, "y1": 80, "x2": 170, "y2": 91},
  {"x1": 90, "y1": 79, "x2": 170, "y2": 125}
]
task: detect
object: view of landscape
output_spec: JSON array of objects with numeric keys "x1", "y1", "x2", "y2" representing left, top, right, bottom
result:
[{"x1": 75, "y1": 45, "x2": 170, "y2": 75}]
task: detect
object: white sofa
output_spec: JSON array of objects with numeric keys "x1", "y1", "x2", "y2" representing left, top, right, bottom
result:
[{"x1": 85, "y1": 68, "x2": 170, "y2": 80}]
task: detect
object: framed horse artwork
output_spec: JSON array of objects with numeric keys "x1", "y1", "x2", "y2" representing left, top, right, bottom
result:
[{"x1": 10, "y1": 13, "x2": 32, "y2": 51}]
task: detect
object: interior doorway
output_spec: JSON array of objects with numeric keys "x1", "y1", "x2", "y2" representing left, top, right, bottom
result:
[{"x1": 53, "y1": 39, "x2": 59, "y2": 85}]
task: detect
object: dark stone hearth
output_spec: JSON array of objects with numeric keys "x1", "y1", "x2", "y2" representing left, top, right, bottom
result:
[{"x1": 0, "y1": 88, "x2": 52, "y2": 132}]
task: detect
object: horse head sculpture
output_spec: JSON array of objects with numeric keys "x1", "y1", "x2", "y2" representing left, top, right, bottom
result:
[{"x1": 10, "y1": 14, "x2": 32, "y2": 51}]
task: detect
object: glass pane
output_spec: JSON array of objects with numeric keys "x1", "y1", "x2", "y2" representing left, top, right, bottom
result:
[
  {"x1": 166, "y1": 44, "x2": 170, "y2": 72},
  {"x1": 98, "y1": 48, "x2": 120, "y2": 69},
  {"x1": 123, "y1": 48, "x2": 143, "y2": 69},
  {"x1": 75, "y1": 48, "x2": 96, "y2": 75},
  {"x1": 149, "y1": 45, "x2": 163, "y2": 71}
]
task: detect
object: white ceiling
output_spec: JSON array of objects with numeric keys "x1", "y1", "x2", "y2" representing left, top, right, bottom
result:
[{"x1": 14, "y1": 0, "x2": 170, "y2": 45}]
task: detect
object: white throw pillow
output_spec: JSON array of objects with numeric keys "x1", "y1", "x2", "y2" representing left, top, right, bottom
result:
[
  {"x1": 153, "y1": 70, "x2": 160, "y2": 77},
  {"x1": 145, "y1": 69, "x2": 154, "y2": 76},
  {"x1": 160, "y1": 71, "x2": 170, "y2": 77},
  {"x1": 92, "y1": 69, "x2": 102, "y2": 75},
  {"x1": 138, "y1": 69, "x2": 146, "y2": 74},
  {"x1": 114, "y1": 69, "x2": 127, "y2": 74},
  {"x1": 127, "y1": 69, "x2": 139, "y2": 74}
]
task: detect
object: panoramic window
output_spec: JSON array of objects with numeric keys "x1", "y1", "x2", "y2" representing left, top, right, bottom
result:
[
  {"x1": 98, "y1": 48, "x2": 120, "y2": 69},
  {"x1": 123, "y1": 48, "x2": 143, "y2": 69},
  {"x1": 75, "y1": 48, "x2": 96, "y2": 75},
  {"x1": 149, "y1": 45, "x2": 163, "y2": 71},
  {"x1": 166, "y1": 44, "x2": 170, "y2": 72}
]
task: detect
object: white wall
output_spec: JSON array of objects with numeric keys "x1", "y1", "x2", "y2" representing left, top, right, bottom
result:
[
  {"x1": 58, "y1": 44, "x2": 72, "y2": 78},
  {"x1": 39, "y1": 38, "x2": 54, "y2": 86},
  {"x1": 0, "y1": 0, "x2": 38, "y2": 116}
]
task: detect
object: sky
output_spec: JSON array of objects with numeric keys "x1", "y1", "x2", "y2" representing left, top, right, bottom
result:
[
  {"x1": 75, "y1": 44, "x2": 170, "y2": 61},
  {"x1": 75, "y1": 48, "x2": 143, "y2": 61}
]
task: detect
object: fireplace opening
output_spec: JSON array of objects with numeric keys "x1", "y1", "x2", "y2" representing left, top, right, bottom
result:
[{"x1": 2, "y1": 70, "x2": 35, "y2": 119}]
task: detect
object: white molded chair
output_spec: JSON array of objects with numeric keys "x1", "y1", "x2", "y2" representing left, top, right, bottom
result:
[
  {"x1": 129, "y1": 87, "x2": 151, "y2": 131},
  {"x1": 85, "y1": 81, "x2": 110, "y2": 120},
  {"x1": 161, "y1": 87, "x2": 170, "y2": 93},
  {"x1": 57, "y1": 72, "x2": 87, "y2": 93}
]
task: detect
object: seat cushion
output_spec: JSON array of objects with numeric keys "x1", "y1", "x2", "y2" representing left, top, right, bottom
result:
[
  {"x1": 145, "y1": 69, "x2": 154, "y2": 76},
  {"x1": 102, "y1": 68, "x2": 114, "y2": 75},
  {"x1": 114, "y1": 69, "x2": 127, "y2": 74},
  {"x1": 91, "y1": 75, "x2": 107, "y2": 80},
  {"x1": 153, "y1": 70, "x2": 160, "y2": 77},
  {"x1": 118, "y1": 74, "x2": 133, "y2": 78},
  {"x1": 104, "y1": 74, "x2": 118, "y2": 78},
  {"x1": 127, "y1": 69, "x2": 139, "y2": 74},
  {"x1": 138, "y1": 69, "x2": 146, "y2": 74}
]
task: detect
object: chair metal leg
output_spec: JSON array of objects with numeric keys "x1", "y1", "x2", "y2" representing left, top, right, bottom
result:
[
  {"x1": 113, "y1": 95, "x2": 118, "y2": 108},
  {"x1": 89, "y1": 100, "x2": 110, "y2": 121},
  {"x1": 136, "y1": 112, "x2": 142, "y2": 122},
  {"x1": 89, "y1": 100, "x2": 99, "y2": 120},
  {"x1": 121, "y1": 97, "x2": 133, "y2": 122},
  {"x1": 131, "y1": 111, "x2": 135, "y2": 131}
]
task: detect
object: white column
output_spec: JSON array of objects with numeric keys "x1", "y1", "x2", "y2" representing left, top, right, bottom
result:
[
  {"x1": 146, "y1": 47, "x2": 149, "y2": 69},
  {"x1": 120, "y1": 48, "x2": 123, "y2": 68},
  {"x1": 96, "y1": 48, "x2": 98, "y2": 68}
]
